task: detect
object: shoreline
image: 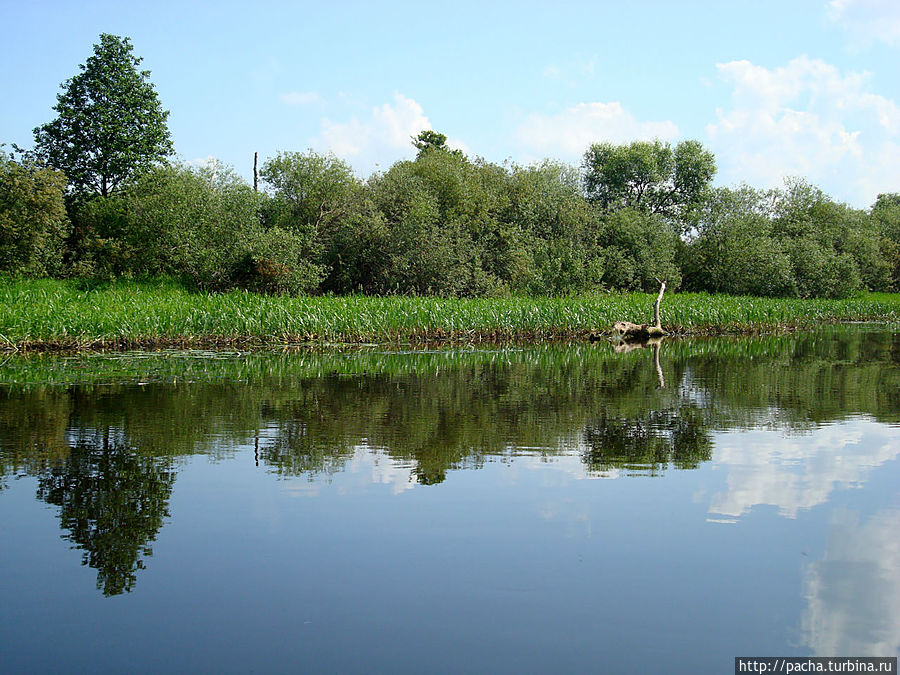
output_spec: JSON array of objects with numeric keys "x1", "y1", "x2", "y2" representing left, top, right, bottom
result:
[
  {"x1": 3, "y1": 278, "x2": 899, "y2": 354},
  {"x1": 2, "y1": 319, "x2": 891, "y2": 354}
]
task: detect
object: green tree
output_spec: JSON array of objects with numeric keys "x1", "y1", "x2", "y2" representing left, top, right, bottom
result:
[
  {"x1": 771, "y1": 179, "x2": 885, "y2": 297},
  {"x1": 681, "y1": 186, "x2": 794, "y2": 297},
  {"x1": 412, "y1": 130, "x2": 455, "y2": 157},
  {"x1": 259, "y1": 150, "x2": 359, "y2": 289},
  {"x1": 33, "y1": 34, "x2": 173, "y2": 197},
  {"x1": 872, "y1": 193, "x2": 900, "y2": 290},
  {"x1": 0, "y1": 151, "x2": 70, "y2": 276},
  {"x1": 597, "y1": 208, "x2": 681, "y2": 291},
  {"x1": 505, "y1": 161, "x2": 599, "y2": 294},
  {"x1": 582, "y1": 139, "x2": 716, "y2": 231}
]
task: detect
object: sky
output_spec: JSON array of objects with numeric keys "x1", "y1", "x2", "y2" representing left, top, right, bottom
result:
[{"x1": 2, "y1": 0, "x2": 900, "y2": 208}]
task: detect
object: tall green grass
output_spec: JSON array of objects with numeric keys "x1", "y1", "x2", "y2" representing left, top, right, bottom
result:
[{"x1": 2, "y1": 277, "x2": 899, "y2": 349}]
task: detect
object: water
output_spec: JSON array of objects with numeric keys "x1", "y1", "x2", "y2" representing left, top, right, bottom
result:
[{"x1": 1, "y1": 326, "x2": 898, "y2": 673}]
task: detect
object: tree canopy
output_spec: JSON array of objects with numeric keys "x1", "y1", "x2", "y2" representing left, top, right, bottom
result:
[
  {"x1": 33, "y1": 34, "x2": 173, "y2": 197},
  {"x1": 582, "y1": 139, "x2": 716, "y2": 230},
  {"x1": 412, "y1": 130, "x2": 449, "y2": 156}
]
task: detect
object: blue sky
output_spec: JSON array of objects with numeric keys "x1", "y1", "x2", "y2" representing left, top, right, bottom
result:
[{"x1": 2, "y1": 0, "x2": 899, "y2": 207}]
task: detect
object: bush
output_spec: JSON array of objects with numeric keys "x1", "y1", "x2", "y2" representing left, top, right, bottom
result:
[
  {"x1": 70, "y1": 161, "x2": 319, "y2": 293},
  {"x1": 873, "y1": 193, "x2": 900, "y2": 291},
  {"x1": 66, "y1": 195, "x2": 133, "y2": 279},
  {"x1": 597, "y1": 208, "x2": 681, "y2": 291},
  {"x1": 682, "y1": 187, "x2": 794, "y2": 296},
  {"x1": 0, "y1": 152, "x2": 70, "y2": 276},
  {"x1": 684, "y1": 182, "x2": 888, "y2": 298},
  {"x1": 233, "y1": 226, "x2": 322, "y2": 295},
  {"x1": 259, "y1": 150, "x2": 360, "y2": 282},
  {"x1": 786, "y1": 237, "x2": 861, "y2": 299},
  {"x1": 504, "y1": 161, "x2": 599, "y2": 295}
]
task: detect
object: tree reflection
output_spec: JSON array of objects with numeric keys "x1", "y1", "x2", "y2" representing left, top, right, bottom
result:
[
  {"x1": 583, "y1": 407, "x2": 712, "y2": 475},
  {"x1": 0, "y1": 327, "x2": 895, "y2": 593},
  {"x1": 35, "y1": 426, "x2": 175, "y2": 596}
]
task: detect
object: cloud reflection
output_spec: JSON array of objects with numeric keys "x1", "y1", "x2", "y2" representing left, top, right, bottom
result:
[
  {"x1": 803, "y1": 508, "x2": 900, "y2": 656},
  {"x1": 709, "y1": 420, "x2": 900, "y2": 519}
]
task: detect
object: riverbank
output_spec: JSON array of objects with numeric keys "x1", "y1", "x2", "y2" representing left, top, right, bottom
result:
[{"x1": 3, "y1": 277, "x2": 899, "y2": 351}]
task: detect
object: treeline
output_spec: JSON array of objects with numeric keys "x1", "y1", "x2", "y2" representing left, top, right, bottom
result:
[
  {"x1": 3, "y1": 135, "x2": 900, "y2": 299},
  {"x1": 4, "y1": 32, "x2": 899, "y2": 299}
]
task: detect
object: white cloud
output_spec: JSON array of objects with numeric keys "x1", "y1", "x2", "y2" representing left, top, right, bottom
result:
[
  {"x1": 706, "y1": 56, "x2": 900, "y2": 207},
  {"x1": 347, "y1": 445, "x2": 416, "y2": 495},
  {"x1": 828, "y1": 0, "x2": 900, "y2": 47},
  {"x1": 280, "y1": 91, "x2": 321, "y2": 106},
  {"x1": 514, "y1": 101, "x2": 679, "y2": 162},
  {"x1": 314, "y1": 92, "x2": 432, "y2": 174}
]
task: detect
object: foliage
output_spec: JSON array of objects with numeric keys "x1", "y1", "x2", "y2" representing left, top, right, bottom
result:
[
  {"x1": 32, "y1": 34, "x2": 173, "y2": 197},
  {"x1": 70, "y1": 162, "x2": 317, "y2": 293},
  {"x1": 125, "y1": 162, "x2": 261, "y2": 287},
  {"x1": 873, "y1": 193, "x2": 900, "y2": 291},
  {"x1": 596, "y1": 208, "x2": 681, "y2": 292},
  {"x1": 771, "y1": 179, "x2": 886, "y2": 298},
  {"x1": 259, "y1": 150, "x2": 362, "y2": 293},
  {"x1": 504, "y1": 161, "x2": 600, "y2": 295},
  {"x1": 0, "y1": 152, "x2": 70, "y2": 276},
  {"x1": 582, "y1": 139, "x2": 715, "y2": 232},
  {"x1": 365, "y1": 150, "x2": 512, "y2": 296},
  {"x1": 682, "y1": 187, "x2": 794, "y2": 296},
  {"x1": 412, "y1": 130, "x2": 451, "y2": 156},
  {"x1": 683, "y1": 181, "x2": 891, "y2": 298}
]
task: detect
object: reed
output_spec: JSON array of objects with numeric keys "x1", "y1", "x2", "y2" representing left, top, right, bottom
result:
[{"x1": 2, "y1": 277, "x2": 899, "y2": 350}]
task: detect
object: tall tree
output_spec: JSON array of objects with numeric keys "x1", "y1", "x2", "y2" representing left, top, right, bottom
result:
[
  {"x1": 582, "y1": 139, "x2": 715, "y2": 230},
  {"x1": 33, "y1": 34, "x2": 174, "y2": 197}
]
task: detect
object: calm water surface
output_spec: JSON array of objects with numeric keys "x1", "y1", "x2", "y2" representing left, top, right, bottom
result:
[{"x1": 1, "y1": 326, "x2": 899, "y2": 673}]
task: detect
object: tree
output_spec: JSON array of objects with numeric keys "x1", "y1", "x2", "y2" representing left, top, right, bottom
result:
[
  {"x1": 33, "y1": 34, "x2": 173, "y2": 197},
  {"x1": 582, "y1": 139, "x2": 715, "y2": 231},
  {"x1": 0, "y1": 151, "x2": 70, "y2": 275},
  {"x1": 260, "y1": 150, "x2": 358, "y2": 239},
  {"x1": 872, "y1": 193, "x2": 900, "y2": 290},
  {"x1": 412, "y1": 130, "x2": 449, "y2": 156}
]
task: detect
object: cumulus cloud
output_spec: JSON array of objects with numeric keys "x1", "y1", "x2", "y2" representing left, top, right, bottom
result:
[
  {"x1": 828, "y1": 0, "x2": 900, "y2": 47},
  {"x1": 706, "y1": 56, "x2": 900, "y2": 207},
  {"x1": 280, "y1": 91, "x2": 321, "y2": 106},
  {"x1": 514, "y1": 101, "x2": 679, "y2": 162},
  {"x1": 313, "y1": 92, "x2": 433, "y2": 174}
]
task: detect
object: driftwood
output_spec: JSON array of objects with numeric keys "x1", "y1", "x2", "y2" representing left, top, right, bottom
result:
[{"x1": 613, "y1": 280, "x2": 667, "y2": 341}]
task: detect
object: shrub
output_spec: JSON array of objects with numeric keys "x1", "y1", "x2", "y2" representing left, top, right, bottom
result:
[
  {"x1": 597, "y1": 208, "x2": 681, "y2": 291},
  {"x1": 682, "y1": 187, "x2": 794, "y2": 297},
  {"x1": 0, "y1": 152, "x2": 70, "y2": 276}
]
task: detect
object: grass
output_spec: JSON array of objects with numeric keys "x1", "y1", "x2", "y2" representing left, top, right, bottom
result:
[{"x1": 2, "y1": 276, "x2": 900, "y2": 351}]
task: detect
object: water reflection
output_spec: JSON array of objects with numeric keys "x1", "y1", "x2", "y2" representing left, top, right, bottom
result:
[
  {"x1": 35, "y1": 427, "x2": 175, "y2": 596},
  {"x1": 0, "y1": 326, "x2": 897, "y2": 600},
  {"x1": 803, "y1": 508, "x2": 900, "y2": 656},
  {"x1": 709, "y1": 421, "x2": 900, "y2": 519}
]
